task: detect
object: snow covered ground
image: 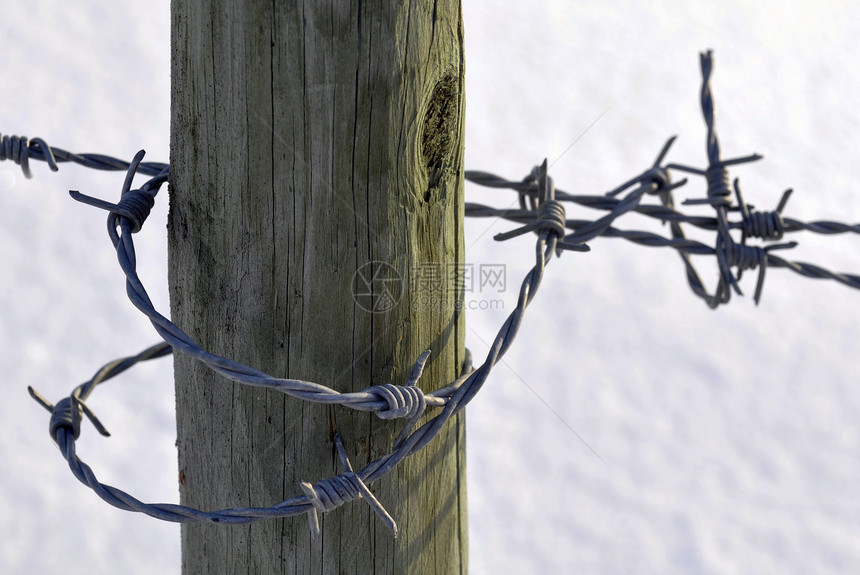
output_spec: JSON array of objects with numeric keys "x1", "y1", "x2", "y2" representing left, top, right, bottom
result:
[{"x1": 2, "y1": 2, "x2": 859, "y2": 573}]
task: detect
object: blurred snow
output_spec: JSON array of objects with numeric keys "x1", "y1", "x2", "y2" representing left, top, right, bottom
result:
[{"x1": 1, "y1": 1, "x2": 859, "y2": 574}]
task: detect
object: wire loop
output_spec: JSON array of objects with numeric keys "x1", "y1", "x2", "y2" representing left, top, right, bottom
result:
[{"x1": 19, "y1": 49, "x2": 860, "y2": 539}]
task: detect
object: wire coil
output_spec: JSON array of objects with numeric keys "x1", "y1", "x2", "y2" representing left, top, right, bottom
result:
[{"x1": 16, "y1": 49, "x2": 860, "y2": 538}]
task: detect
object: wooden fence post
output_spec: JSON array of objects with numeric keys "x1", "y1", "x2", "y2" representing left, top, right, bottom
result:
[{"x1": 169, "y1": 1, "x2": 467, "y2": 572}]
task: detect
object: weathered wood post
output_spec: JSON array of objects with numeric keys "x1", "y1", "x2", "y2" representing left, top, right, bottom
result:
[{"x1": 168, "y1": 1, "x2": 466, "y2": 573}]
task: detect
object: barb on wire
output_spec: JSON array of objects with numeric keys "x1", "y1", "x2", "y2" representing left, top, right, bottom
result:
[
  {"x1": 11, "y1": 49, "x2": 860, "y2": 537},
  {"x1": 1, "y1": 134, "x2": 58, "y2": 178},
  {"x1": 300, "y1": 433, "x2": 398, "y2": 538},
  {"x1": 493, "y1": 159, "x2": 590, "y2": 253}
]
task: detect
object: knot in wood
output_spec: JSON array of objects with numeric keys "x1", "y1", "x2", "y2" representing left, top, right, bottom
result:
[{"x1": 421, "y1": 73, "x2": 459, "y2": 186}]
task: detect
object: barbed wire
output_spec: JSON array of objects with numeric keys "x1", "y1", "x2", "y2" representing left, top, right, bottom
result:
[
  {"x1": 467, "y1": 51, "x2": 860, "y2": 306},
  {"x1": 15, "y1": 144, "x2": 571, "y2": 533},
  {"x1": 10, "y1": 49, "x2": 860, "y2": 536},
  {"x1": 0, "y1": 133, "x2": 168, "y2": 179}
]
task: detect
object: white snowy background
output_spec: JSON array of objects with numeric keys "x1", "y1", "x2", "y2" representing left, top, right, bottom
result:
[{"x1": 2, "y1": 1, "x2": 859, "y2": 574}]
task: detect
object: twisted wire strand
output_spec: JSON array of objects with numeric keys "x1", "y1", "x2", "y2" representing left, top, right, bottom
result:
[
  {"x1": 19, "y1": 49, "x2": 860, "y2": 535},
  {"x1": 25, "y1": 144, "x2": 860, "y2": 527},
  {"x1": 466, "y1": 50, "x2": 859, "y2": 308},
  {"x1": 691, "y1": 50, "x2": 756, "y2": 305},
  {"x1": 465, "y1": 202, "x2": 860, "y2": 297},
  {"x1": 1, "y1": 133, "x2": 167, "y2": 178},
  {"x1": 782, "y1": 218, "x2": 860, "y2": 235},
  {"x1": 465, "y1": 171, "x2": 860, "y2": 238},
  {"x1": 27, "y1": 146, "x2": 572, "y2": 528},
  {"x1": 467, "y1": 160, "x2": 857, "y2": 302}
]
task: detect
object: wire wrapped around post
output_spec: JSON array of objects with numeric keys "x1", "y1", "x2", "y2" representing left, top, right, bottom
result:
[{"x1": 13, "y1": 49, "x2": 860, "y2": 538}]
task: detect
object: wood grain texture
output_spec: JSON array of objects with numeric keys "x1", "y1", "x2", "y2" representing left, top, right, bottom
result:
[{"x1": 169, "y1": 1, "x2": 466, "y2": 572}]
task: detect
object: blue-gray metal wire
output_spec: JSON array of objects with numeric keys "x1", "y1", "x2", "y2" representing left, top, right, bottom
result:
[
  {"x1": 23, "y1": 150, "x2": 567, "y2": 530},
  {"x1": 13, "y1": 50, "x2": 860, "y2": 535},
  {"x1": 468, "y1": 51, "x2": 860, "y2": 306},
  {"x1": 0, "y1": 133, "x2": 168, "y2": 179}
]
